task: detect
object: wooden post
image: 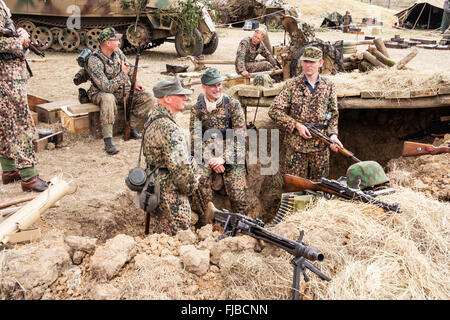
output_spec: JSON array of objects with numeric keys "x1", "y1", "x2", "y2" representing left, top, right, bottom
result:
[
  {"x1": 412, "y1": 3, "x2": 426, "y2": 30},
  {"x1": 396, "y1": 47, "x2": 419, "y2": 70},
  {"x1": 367, "y1": 46, "x2": 396, "y2": 67},
  {"x1": 0, "y1": 176, "x2": 75, "y2": 244},
  {"x1": 374, "y1": 37, "x2": 390, "y2": 58},
  {"x1": 362, "y1": 51, "x2": 387, "y2": 68}
]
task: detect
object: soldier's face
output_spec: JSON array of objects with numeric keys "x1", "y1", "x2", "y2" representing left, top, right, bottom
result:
[
  {"x1": 301, "y1": 60, "x2": 324, "y2": 76},
  {"x1": 202, "y1": 82, "x2": 222, "y2": 101},
  {"x1": 252, "y1": 32, "x2": 264, "y2": 45},
  {"x1": 105, "y1": 39, "x2": 121, "y2": 51},
  {"x1": 167, "y1": 94, "x2": 188, "y2": 113}
]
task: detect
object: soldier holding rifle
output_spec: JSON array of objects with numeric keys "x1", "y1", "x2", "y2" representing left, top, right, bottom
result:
[
  {"x1": 269, "y1": 46, "x2": 344, "y2": 180},
  {"x1": 0, "y1": 0, "x2": 47, "y2": 192},
  {"x1": 87, "y1": 27, "x2": 155, "y2": 155}
]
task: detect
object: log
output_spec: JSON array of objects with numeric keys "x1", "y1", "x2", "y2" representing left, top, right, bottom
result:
[
  {"x1": 0, "y1": 206, "x2": 22, "y2": 217},
  {"x1": 367, "y1": 46, "x2": 396, "y2": 67},
  {"x1": 396, "y1": 47, "x2": 418, "y2": 70},
  {"x1": 0, "y1": 195, "x2": 36, "y2": 209},
  {"x1": 362, "y1": 51, "x2": 387, "y2": 69},
  {"x1": 0, "y1": 176, "x2": 76, "y2": 244},
  {"x1": 339, "y1": 94, "x2": 450, "y2": 109},
  {"x1": 374, "y1": 37, "x2": 390, "y2": 58},
  {"x1": 358, "y1": 60, "x2": 375, "y2": 72}
]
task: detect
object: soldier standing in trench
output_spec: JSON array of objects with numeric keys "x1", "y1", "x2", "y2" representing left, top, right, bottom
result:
[
  {"x1": 0, "y1": 0, "x2": 48, "y2": 192},
  {"x1": 269, "y1": 46, "x2": 344, "y2": 181},
  {"x1": 87, "y1": 27, "x2": 155, "y2": 155},
  {"x1": 235, "y1": 27, "x2": 280, "y2": 78},
  {"x1": 189, "y1": 68, "x2": 250, "y2": 225}
]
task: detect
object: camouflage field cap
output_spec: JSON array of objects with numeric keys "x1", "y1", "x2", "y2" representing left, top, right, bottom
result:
[
  {"x1": 300, "y1": 46, "x2": 323, "y2": 62},
  {"x1": 98, "y1": 27, "x2": 123, "y2": 44},
  {"x1": 346, "y1": 161, "x2": 389, "y2": 190},
  {"x1": 153, "y1": 76, "x2": 193, "y2": 98},
  {"x1": 201, "y1": 68, "x2": 225, "y2": 85}
]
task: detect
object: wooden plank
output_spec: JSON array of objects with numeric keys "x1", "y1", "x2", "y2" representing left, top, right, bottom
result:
[
  {"x1": 36, "y1": 99, "x2": 79, "y2": 112},
  {"x1": 410, "y1": 89, "x2": 438, "y2": 98},
  {"x1": 263, "y1": 87, "x2": 282, "y2": 97},
  {"x1": 35, "y1": 99, "x2": 79, "y2": 124},
  {"x1": 438, "y1": 86, "x2": 450, "y2": 95},
  {"x1": 7, "y1": 228, "x2": 41, "y2": 244},
  {"x1": 238, "y1": 88, "x2": 262, "y2": 98},
  {"x1": 338, "y1": 91, "x2": 361, "y2": 98},
  {"x1": 27, "y1": 94, "x2": 49, "y2": 112},
  {"x1": 67, "y1": 103, "x2": 100, "y2": 114},
  {"x1": 30, "y1": 110, "x2": 38, "y2": 126},
  {"x1": 338, "y1": 94, "x2": 450, "y2": 109},
  {"x1": 33, "y1": 131, "x2": 63, "y2": 152},
  {"x1": 384, "y1": 90, "x2": 411, "y2": 99},
  {"x1": 409, "y1": 38, "x2": 437, "y2": 45},
  {"x1": 361, "y1": 91, "x2": 383, "y2": 99}
]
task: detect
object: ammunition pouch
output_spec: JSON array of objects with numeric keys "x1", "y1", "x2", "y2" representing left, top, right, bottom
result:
[{"x1": 138, "y1": 168, "x2": 162, "y2": 213}]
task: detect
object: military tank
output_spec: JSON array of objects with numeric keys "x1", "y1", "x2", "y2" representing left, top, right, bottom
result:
[{"x1": 4, "y1": 0, "x2": 218, "y2": 56}]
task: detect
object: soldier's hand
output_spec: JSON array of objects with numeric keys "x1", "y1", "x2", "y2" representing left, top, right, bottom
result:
[
  {"x1": 329, "y1": 134, "x2": 344, "y2": 153},
  {"x1": 295, "y1": 122, "x2": 312, "y2": 139},
  {"x1": 242, "y1": 71, "x2": 250, "y2": 78},
  {"x1": 135, "y1": 84, "x2": 144, "y2": 91},
  {"x1": 122, "y1": 61, "x2": 131, "y2": 75},
  {"x1": 274, "y1": 65, "x2": 281, "y2": 70},
  {"x1": 17, "y1": 28, "x2": 30, "y2": 47},
  {"x1": 209, "y1": 157, "x2": 226, "y2": 173}
]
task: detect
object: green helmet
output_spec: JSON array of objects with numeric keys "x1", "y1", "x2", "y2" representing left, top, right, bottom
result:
[{"x1": 346, "y1": 161, "x2": 389, "y2": 190}]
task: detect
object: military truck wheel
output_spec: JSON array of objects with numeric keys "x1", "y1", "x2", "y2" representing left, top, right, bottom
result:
[
  {"x1": 202, "y1": 32, "x2": 219, "y2": 55},
  {"x1": 175, "y1": 28, "x2": 204, "y2": 57}
]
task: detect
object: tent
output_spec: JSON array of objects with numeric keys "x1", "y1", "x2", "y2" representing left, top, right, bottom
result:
[
  {"x1": 321, "y1": 11, "x2": 343, "y2": 28},
  {"x1": 395, "y1": 0, "x2": 444, "y2": 29}
]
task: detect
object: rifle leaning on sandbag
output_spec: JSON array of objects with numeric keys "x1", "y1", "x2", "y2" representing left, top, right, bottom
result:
[
  {"x1": 123, "y1": 44, "x2": 141, "y2": 141},
  {"x1": 205, "y1": 202, "x2": 331, "y2": 300},
  {"x1": 402, "y1": 141, "x2": 450, "y2": 157},
  {"x1": 302, "y1": 122, "x2": 361, "y2": 163},
  {"x1": 283, "y1": 174, "x2": 402, "y2": 213}
]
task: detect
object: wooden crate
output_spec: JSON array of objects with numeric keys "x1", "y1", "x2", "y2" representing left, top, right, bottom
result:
[
  {"x1": 27, "y1": 94, "x2": 49, "y2": 112},
  {"x1": 59, "y1": 105, "x2": 90, "y2": 133},
  {"x1": 36, "y1": 99, "x2": 79, "y2": 124},
  {"x1": 30, "y1": 110, "x2": 38, "y2": 126}
]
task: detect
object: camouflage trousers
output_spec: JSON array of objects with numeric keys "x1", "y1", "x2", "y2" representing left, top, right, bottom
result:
[
  {"x1": 282, "y1": 148, "x2": 330, "y2": 182},
  {"x1": 148, "y1": 190, "x2": 191, "y2": 236},
  {"x1": 245, "y1": 61, "x2": 273, "y2": 73},
  {"x1": 0, "y1": 80, "x2": 36, "y2": 169},
  {"x1": 90, "y1": 90, "x2": 154, "y2": 137},
  {"x1": 192, "y1": 164, "x2": 250, "y2": 216}
]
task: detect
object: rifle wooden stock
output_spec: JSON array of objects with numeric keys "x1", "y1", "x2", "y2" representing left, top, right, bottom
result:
[
  {"x1": 402, "y1": 141, "x2": 450, "y2": 157},
  {"x1": 123, "y1": 45, "x2": 140, "y2": 141},
  {"x1": 283, "y1": 174, "x2": 342, "y2": 198}
]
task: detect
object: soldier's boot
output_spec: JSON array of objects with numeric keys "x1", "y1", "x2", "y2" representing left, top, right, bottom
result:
[
  {"x1": 195, "y1": 213, "x2": 207, "y2": 229},
  {"x1": 2, "y1": 169, "x2": 21, "y2": 185},
  {"x1": 130, "y1": 127, "x2": 142, "y2": 140},
  {"x1": 104, "y1": 137, "x2": 119, "y2": 155},
  {"x1": 21, "y1": 175, "x2": 48, "y2": 192}
]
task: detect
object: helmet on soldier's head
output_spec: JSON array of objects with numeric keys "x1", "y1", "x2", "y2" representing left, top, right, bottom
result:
[{"x1": 346, "y1": 161, "x2": 389, "y2": 190}]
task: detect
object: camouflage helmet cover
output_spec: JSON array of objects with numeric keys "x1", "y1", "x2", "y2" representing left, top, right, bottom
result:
[
  {"x1": 346, "y1": 161, "x2": 389, "y2": 190},
  {"x1": 98, "y1": 27, "x2": 123, "y2": 44}
]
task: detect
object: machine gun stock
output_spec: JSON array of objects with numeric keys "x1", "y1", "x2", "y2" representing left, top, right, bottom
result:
[
  {"x1": 402, "y1": 141, "x2": 450, "y2": 157},
  {"x1": 206, "y1": 202, "x2": 330, "y2": 300}
]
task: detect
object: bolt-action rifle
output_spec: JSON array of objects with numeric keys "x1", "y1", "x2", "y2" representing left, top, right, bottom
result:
[
  {"x1": 402, "y1": 141, "x2": 450, "y2": 157},
  {"x1": 206, "y1": 202, "x2": 331, "y2": 300},
  {"x1": 283, "y1": 174, "x2": 402, "y2": 213},
  {"x1": 123, "y1": 44, "x2": 140, "y2": 141},
  {"x1": 303, "y1": 122, "x2": 361, "y2": 163}
]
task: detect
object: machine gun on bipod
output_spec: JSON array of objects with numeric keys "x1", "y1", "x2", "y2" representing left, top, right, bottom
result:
[{"x1": 206, "y1": 202, "x2": 331, "y2": 300}]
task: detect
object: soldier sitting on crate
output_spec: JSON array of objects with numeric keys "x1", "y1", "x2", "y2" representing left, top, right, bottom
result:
[
  {"x1": 235, "y1": 26, "x2": 280, "y2": 78},
  {"x1": 73, "y1": 27, "x2": 155, "y2": 155}
]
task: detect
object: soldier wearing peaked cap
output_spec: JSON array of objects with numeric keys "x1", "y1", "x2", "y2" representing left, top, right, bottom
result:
[
  {"x1": 189, "y1": 68, "x2": 250, "y2": 226},
  {"x1": 86, "y1": 27, "x2": 155, "y2": 155},
  {"x1": 142, "y1": 76, "x2": 201, "y2": 236},
  {"x1": 269, "y1": 46, "x2": 344, "y2": 181},
  {"x1": 0, "y1": 0, "x2": 48, "y2": 192}
]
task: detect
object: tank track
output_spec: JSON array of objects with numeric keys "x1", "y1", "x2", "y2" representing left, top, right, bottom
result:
[{"x1": 13, "y1": 15, "x2": 164, "y2": 53}]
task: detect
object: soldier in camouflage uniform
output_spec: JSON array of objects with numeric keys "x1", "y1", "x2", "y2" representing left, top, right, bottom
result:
[
  {"x1": 87, "y1": 27, "x2": 155, "y2": 155},
  {"x1": 269, "y1": 46, "x2": 344, "y2": 181},
  {"x1": 143, "y1": 77, "x2": 200, "y2": 236},
  {"x1": 190, "y1": 68, "x2": 250, "y2": 220},
  {"x1": 0, "y1": 0, "x2": 47, "y2": 192},
  {"x1": 235, "y1": 27, "x2": 280, "y2": 77}
]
